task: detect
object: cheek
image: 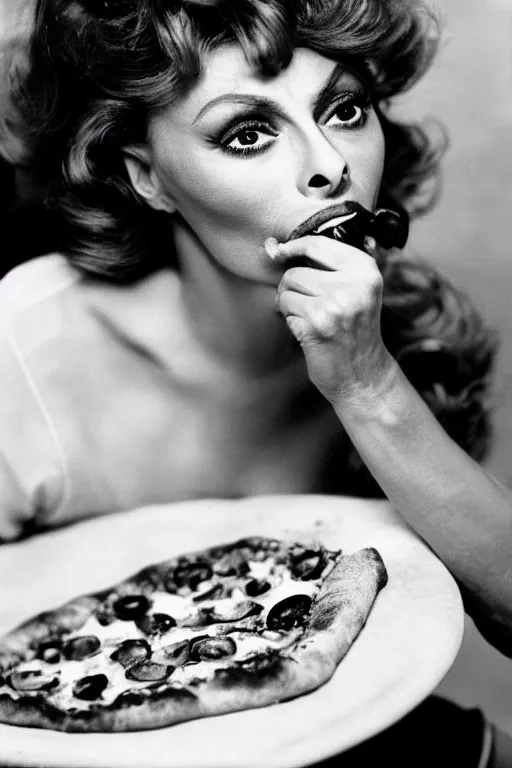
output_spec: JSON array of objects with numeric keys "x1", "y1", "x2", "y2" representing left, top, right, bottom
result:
[
  {"x1": 159, "y1": 154, "x2": 284, "y2": 251},
  {"x1": 156, "y1": 149, "x2": 276, "y2": 238},
  {"x1": 358, "y1": 126, "x2": 385, "y2": 194}
]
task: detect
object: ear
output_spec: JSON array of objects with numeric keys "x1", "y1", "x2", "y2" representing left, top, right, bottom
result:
[{"x1": 122, "y1": 144, "x2": 176, "y2": 214}]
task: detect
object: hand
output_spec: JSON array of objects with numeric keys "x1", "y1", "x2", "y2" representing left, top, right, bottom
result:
[{"x1": 266, "y1": 235, "x2": 398, "y2": 408}]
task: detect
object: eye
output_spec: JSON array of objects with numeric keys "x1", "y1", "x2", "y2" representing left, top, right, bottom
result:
[
  {"x1": 323, "y1": 91, "x2": 371, "y2": 130},
  {"x1": 221, "y1": 121, "x2": 277, "y2": 156}
]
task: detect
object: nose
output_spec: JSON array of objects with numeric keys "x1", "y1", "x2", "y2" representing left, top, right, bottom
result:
[{"x1": 299, "y1": 128, "x2": 350, "y2": 199}]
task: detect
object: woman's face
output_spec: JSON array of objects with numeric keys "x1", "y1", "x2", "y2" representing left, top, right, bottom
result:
[{"x1": 140, "y1": 44, "x2": 385, "y2": 283}]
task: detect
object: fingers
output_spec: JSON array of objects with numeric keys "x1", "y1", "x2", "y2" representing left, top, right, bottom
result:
[
  {"x1": 277, "y1": 291, "x2": 313, "y2": 345},
  {"x1": 277, "y1": 267, "x2": 319, "y2": 297},
  {"x1": 277, "y1": 289, "x2": 313, "y2": 318},
  {"x1": 265, "y1": 235, "x2": 372, "y2": 272}
]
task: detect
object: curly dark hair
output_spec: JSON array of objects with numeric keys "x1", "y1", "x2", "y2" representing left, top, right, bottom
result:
[{"x1": 12, "y1": 0, "x2": 497, "y2": 489}]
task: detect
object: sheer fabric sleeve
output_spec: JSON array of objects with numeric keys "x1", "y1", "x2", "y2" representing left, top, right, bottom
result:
[{"x1": 0, "y1": 331, "x2": 65, "y2": 542}]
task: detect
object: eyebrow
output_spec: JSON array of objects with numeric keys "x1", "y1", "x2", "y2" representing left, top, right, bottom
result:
[{"x1": 192, "y1": 65, "x2": 358, "y2": 124}]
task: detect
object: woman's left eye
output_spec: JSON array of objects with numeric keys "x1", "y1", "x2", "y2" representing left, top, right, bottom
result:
[
  {"x1": 220, "y1": 122, "x2": 277, "y2": 156},
  {"x1": 324, "y1": 94, "x2": 371, "y2": 130}
]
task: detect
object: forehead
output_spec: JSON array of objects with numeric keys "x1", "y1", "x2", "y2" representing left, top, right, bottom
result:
[{"x1": 165, "y1": 44, "x2": 341, "y2": 122}]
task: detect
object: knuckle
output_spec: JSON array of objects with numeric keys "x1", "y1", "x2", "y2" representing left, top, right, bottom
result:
[
  {"x1": 310, "y1": 306, "x2": 337, "y2": 339},
  {"x1": 283, "y1": 267, "x2": 303, "y2": 286},
  {"x1": 283, "y1": 267, "x2": 298, "y2": 282}
]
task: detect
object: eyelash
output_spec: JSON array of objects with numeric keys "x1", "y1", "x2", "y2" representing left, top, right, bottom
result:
[
  {"x1": 219, "y1": 119, "x2": 278, "y2": 157},
  {"x1": 216, "y1": 89, "x2": 372, "y2": 158},
  {"x1": 325, "y1": 89, "x2": 372, "y2": 131}
]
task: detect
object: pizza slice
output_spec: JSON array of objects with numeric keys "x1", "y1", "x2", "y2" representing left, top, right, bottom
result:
[{"x1": 0, "y1": 536, "x2": 387, "y2": 731}]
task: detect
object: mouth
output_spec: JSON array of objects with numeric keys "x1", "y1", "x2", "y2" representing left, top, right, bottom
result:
[
  {"x1": 287, "y1": 201, "x2": 365, "y2": 242},
  {"x1": 286, "y1": 201, "x2": 409, "y2": 251}
]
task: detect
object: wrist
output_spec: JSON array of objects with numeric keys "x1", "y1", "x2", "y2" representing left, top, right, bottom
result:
[{"x1": 330, "y1": 355, "x2": 405, "y2": 424}]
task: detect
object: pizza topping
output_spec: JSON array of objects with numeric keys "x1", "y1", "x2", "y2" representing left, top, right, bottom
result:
[
  {"x1": 62, "y1": 635, "x2": 101, "y2": 661},
  {"x1": 159, "y1": 640, "x2": 190, "y2": 666},
  {"x1": 0, "y1": 537, "x2": 352, "y2": 723},
  {"x1": 291, "y1": 551, "x2": 327, "y2": 581},
  {"x1": 125, "y1": 662, "x2": 174, "y2": 683},
  {"x1": 41, "y1": 647, "x2": 61, "y2": 664},
  {"x1": 110, "y1": 639, "x2": 151, "y2": 668},
  {"x1": 113, "y1": 595, "x2": 151, "y2": 621},
  {"x1": 195, "y1": 637, "x2": 237, "y2": 661},
  {"x1": 174, "y1": 562, "x2": 212, "y2": 590},
  {"x1": 9, "y1": 669, "x2": 59, "y2": 692},
  {"x1": 245, "y1": 578, "x2": 271, "y2": 597},
  {"x1": 179, "y1": 599, "x2": 261, "y2": 628},
  {"x1": 36, "y1": 640, "x2": 62, "y2": 664},
  {"x1": 207, "y1": 599, "x2": 262, "y2": 623},
  {"x1": 73, "y1": 674, "x2": 108, "y2": 701},
  {"x1": 135, "y1": 612, "x2": 176, "y2": 635},
  {"x1": 192, "y1": 583, "x2": 225, "y2": 602},
  {"x1": 266, "y1": 595, "x2": 312, "y2": 631},
  {"x1": 213, "y1": 551, "x2": 250, "y2": 577}
]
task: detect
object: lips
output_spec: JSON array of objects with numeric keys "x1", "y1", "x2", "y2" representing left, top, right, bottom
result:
[
  {"x1": 286, "y1": 201, "x2": 409, "y2": 251},
  {"x1": 287, "y1": 201, "x2": 365, "y2": 242}
]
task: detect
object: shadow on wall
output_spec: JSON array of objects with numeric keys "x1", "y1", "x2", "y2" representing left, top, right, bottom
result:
[{"x1": 397, "y1": 0, "x2": 512, "y2": 734}]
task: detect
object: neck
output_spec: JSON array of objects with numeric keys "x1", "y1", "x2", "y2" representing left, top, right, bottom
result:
[{"x1": 174, "y1": 223, "x2": 307, "y2": 380}]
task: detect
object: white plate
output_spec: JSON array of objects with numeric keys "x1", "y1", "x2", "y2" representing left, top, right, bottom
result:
[{"x1": 0, "y1": 495, "x2": 464, "y2": 768}]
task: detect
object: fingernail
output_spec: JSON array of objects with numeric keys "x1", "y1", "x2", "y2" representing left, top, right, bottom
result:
[{"x1": 265, "y1": 237, "x2": 280, "y2": 260}]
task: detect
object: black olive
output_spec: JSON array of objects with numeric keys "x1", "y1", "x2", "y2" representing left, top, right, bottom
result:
[
  {"x1": 113, "y1": 594, "x2": 151, "y2": 620},
  {"x1": 41, "y1": 648, "x2": 61, "y2": 664},
  {"x1": 9, "y1": 669, "x2": 59, "y2": 692},
  {"x1": 110, "y1": 639, "x2": 151, "y2": 668},
  {"x1": 266, "y1": 595, "x2": 312, "y2": 631},
  {"x1": 73, "y1": 673, "x2": 108, "y2": 701},
  {"x1": 36, "y1": 639, "x2": 62, "y2": 664},
  {"x1": 62, "y1": 635, "x2": 101, "y2": 661},
  {"x1": 135, "y1": 613, "x2": 176, "y2": 635},
  {"x1": 174, "y1": 562, "x2": 213, "y2": 590},
  {"x1": 188, "y1": 634, "x2": 214, "y2": 662},
  {"x1": 291, "y1": 551, "x2": 326, "y2": 581},
  {"x1": 125, "y1": 662, "x2": 173, "y2": 683},
  {"x1": 196, "y1": 637, "x2": 237, "y2": 660},
  {"x1": 245, "y1": 578, "x2": 271, "y2": 597}
]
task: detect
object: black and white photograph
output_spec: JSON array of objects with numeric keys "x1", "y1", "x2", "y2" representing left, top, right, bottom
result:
[{"x1": 0, "y1": 0, "x2": 512, "y2": 766}]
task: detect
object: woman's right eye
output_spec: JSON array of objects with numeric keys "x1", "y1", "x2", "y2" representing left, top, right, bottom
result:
[{"x1": 220, "y1": 121, "x2": 278, "y2": 157}]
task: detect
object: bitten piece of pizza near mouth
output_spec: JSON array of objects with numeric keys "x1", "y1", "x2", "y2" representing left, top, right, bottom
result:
[{"x1": 0, "y1": 537, "x2": 387, "y2": 732}]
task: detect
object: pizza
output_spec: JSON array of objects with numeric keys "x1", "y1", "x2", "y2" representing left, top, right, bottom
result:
[{"x1": 0, "y1": 536, "x2": 387, "y2": 732}]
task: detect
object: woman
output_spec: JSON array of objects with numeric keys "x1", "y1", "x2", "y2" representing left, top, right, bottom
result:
[{"x1": 2, "y1": 0, "x2": 512, "y2": 763}]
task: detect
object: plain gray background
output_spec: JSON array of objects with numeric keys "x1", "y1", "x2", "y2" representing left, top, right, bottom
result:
[{"x1": 400, "y1": 0, "x2": 512, "y2": 734}]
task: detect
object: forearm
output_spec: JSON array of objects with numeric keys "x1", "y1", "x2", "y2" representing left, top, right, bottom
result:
[{"x1": 333, "y1": 363, "x2": 512, "y2": 652}]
